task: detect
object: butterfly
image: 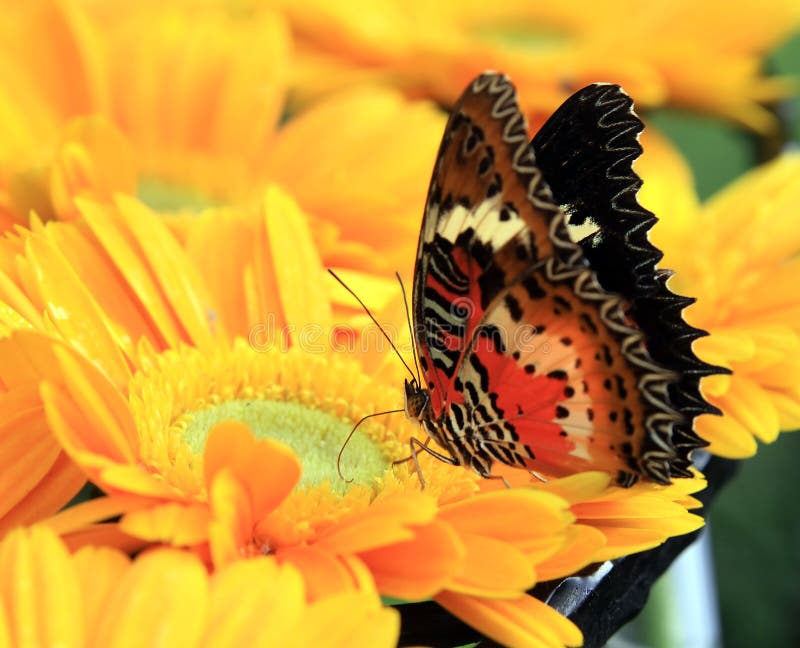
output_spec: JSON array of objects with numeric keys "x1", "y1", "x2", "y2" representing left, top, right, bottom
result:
[{"x1": 403, "y1": 72, "x2": 723, "y2": 487}]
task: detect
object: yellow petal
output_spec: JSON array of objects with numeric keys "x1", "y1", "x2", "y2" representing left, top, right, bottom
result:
[
  {"x1": 73, "y1": 546, "x2": 131, "y2": 634},
  {"x1": 120, "y1": 503, "x2": 210, "y2": 546},
  {"x1": 205, "y1": 559, "x2": 304, "y2": 647},
  {"x1": 435, "y1": 591, "x2": 582, "y2": 648},
  {"x1": 89, "y1": 550, "x2": 208, "y2": 648},
  {"x1": 263, "y1": 185, "x2": 332, "y2": 335},
  {"x1": 697, "y1": 409, "x2": 758, "y2": 458},
  {"x1": 0, "y1": 527, "x2": 84, "y2": 648},
  {"x1": 114, "y1": 195, "x2": 215, "y2": 349},
  {"x1": 293, "y1": 591, "x2": 400, "y2": 648}
]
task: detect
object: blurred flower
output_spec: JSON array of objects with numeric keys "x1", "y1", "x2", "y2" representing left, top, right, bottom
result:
[
  {"x1": 0, "y1": 0, "x2": 445, "y2": 298},
  {"x1": 0, "y1": 0, "x2": 290, "y2": 210},
  {"x1": 639, "y1": 139, "x2": 800, "y2": 458},
  {"x1": 0, "y1": 525, "x2": 399, "y2": 647},
  {"x1": 265, "y1": 0, "x2": 800, "y2": 131}
]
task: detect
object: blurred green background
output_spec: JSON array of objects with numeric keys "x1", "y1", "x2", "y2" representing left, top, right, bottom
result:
[{"x1": 635, "y1": 33, "x2": 800, "y2": 648}]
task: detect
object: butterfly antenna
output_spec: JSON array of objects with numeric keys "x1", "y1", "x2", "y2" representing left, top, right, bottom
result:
[
  {"x1": 395, "y1": 272, "x2": 421, "y2": 385},
  {"x1": 328, "y1": 269, "x2": 417, "y2": 381},
  {"x1": 338, "y1": 408, "x2": 404, "y2": 481}
]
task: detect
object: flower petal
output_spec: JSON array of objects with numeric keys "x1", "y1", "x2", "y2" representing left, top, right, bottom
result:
[
  {"x1": 439, "y1": 489, "x2": 573, "y2": 545},
  {"x1": 313, "y1": 492, "x2": 438, "y2": 554},
  {"x1": 204, "y1": 421, "x2": 301, "y2": 521},
  {"x1": 205, "y1": 559, "x2": 304, "y2": 647},
  {"x1": 277, "y1": 546, "x2": 363, "y2": 601},
  {"x1": 89, "y1": 550, "x2": 208, "y2": 648},
  {"x1": 435, "y1": 591, "x2": 583, "y2": 648},
  {"x1": 294, "y1": 591, "x2": 400, "y2": 648},
  {"x1": 445, "y1": 532, "x2": 536, "y2": 597},
  {"x1": 0, "y1": 527, "x2": 84, "y2": 648},
  {"x1": 120, "y1": 503, "x2": 210, "y2": 546},
  {"x1": 535, "y1": 524, "x2": 607, "y2": 582},
  {"x1": 358, "y1": 520, "x2": 464, "y2": 600}
]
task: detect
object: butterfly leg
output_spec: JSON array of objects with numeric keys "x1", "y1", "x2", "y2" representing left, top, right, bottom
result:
[
  {"x1": 482, "y1": 473, "x2": 512, "y2": 489},
  {"x1": 393, "y1": 437, "x2": 457, "y2": 489},
  {"x1": 529, "y1": 470, "x2": 549, "y2": 483}
]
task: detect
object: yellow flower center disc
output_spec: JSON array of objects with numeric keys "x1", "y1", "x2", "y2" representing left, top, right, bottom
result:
[{"x1": 183, "y1": 399, "x2": 388, "y2": 493}]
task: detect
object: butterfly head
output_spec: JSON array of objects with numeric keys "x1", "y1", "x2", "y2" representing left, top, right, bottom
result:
[{"x1": 403, "y1": 378, "x2": 430, "y2": 424}]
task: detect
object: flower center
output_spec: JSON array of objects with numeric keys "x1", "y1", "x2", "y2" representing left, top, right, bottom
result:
[
  {"x1": 129, "y1": 341, "x2": 409, "y2": 499},
  {"x1": 183, "y1": 398, "x2": 388, "y2": 494}
]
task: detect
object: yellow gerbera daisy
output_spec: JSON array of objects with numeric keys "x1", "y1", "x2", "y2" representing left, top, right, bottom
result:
[
  {"x1": 0, "y1": 195, "x2": 707, "y2": 647},
  {"x1": 638, "y1": 139, "x2": 800, "y2": 457},
  {"x1": 0, "y1": 0, "x2": 446, "y2": 306},
  {"x1": 0, "y1": 525, "x2": 399, "y2": 647},
  {"x1": 0, "y1": 0, "x2": 290, "y2": 209},
  {"x1": 267, "y1": 0, "x2": 800, "y2": 131}
]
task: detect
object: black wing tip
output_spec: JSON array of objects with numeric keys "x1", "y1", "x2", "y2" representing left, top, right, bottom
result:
[{"x1": 528, "y1": 77, "x2": 725, "y2": 484}]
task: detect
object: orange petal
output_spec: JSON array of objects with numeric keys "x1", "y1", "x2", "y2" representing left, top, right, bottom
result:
[
  {"x1": 439, "y1": 489, "x2": 572, "y2": 544},
  {"x1": 43, "y1": 495, "x2": 148, "y2": 537},
  {"x1": 94, "y1": 464, "x2": 179, "y2": 499},
  {"x1": 208, "y1": 469, "x2": 253, "y2": 567},
  {"x1": 78, "y1": 198, "x2": 189, "y2": 349},
  {"x1": 204, "y1": 421, "x2": 300, "y2": 521},
  {"x1": 62, "y1": 523, "x2": 147, "y2": 555},
  {"x1": 698, "y1": 410, "x2": 758, "y2": 458},
  {"x1": 535, "y1": 525, "x2": 607, "y2": 582},
  {"x1": 314, "y1": 492, "x2": 438, "y2": 554},
  {"x1": 51, "y1": 344, "x2": 139, "y2": 460},
  {"x1": 40, "y1": 381, "x2": 128, "y2": 473},
  {"x1": 446, "y1": 532, "x2": 536, "y2": 597},
  {"x1": 0, "y1": 452, "x2": 85, "y2": 536},
  {"x1": 572, "y1": 495, "x2": 692, "y2": 520},
  {"x1": 0, "y1": 386, "x2": 61, "y2": 519},
  {"x1": 435, "y1": 591, "x2": 583, "y2": 648},
  {"x1": 359, "y1": 520, "x2": 464, "y2": 600},
  {"x1": 533, "y1": 472, "x2": 613, "y2": 504},
  {"x1": 49, "y1": 116, "x2": 137, "y2": 220},
  {"x1": 277, "y1": 546, "x2": 362, "y2": 601}
]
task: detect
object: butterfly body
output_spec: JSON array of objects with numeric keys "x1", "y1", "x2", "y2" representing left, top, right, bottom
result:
[{"x1": 407, "y1": 73, "x2": 721, "y2": 487}]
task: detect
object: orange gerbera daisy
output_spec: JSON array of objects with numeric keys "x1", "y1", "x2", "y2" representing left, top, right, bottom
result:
[
  {"x1": 268, "y1": 0, "x2": 799, "y2": 131},
  {"x1": 637, "y1": 137, "x2": 800, "y2": 457},
  {"x1": 0, "y1": 195, "x2": 707, "y2": 647},
  {"x1": 0, "y1": 525, "x2": 399, "y2": 647}
]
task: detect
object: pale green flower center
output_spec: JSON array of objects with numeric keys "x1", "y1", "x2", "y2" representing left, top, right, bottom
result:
[
  {"x1": 183, "y1": 399, "x2": 389, "y2": 494},
  {"x1": 138, "y1": 176, "x2": 219, "y2": 211}
]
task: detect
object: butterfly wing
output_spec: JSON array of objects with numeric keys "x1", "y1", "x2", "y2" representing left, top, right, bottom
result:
[
  {"x1": 412, "y1": 73, "x2": 569, "y2": 418},
  {"x1": 414, "y1": 74, "x2": 719, "y2": 485}
]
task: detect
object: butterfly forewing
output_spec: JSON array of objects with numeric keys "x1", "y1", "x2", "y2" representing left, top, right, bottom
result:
[{"x1": 412, "y1": 73, "x2": 562, "y2": 420}]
